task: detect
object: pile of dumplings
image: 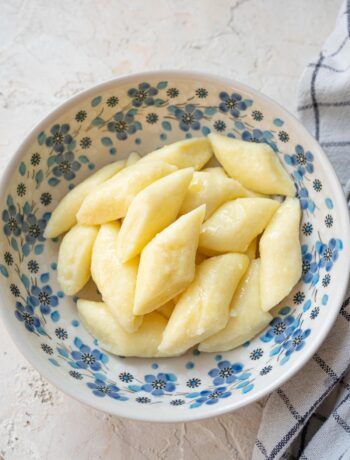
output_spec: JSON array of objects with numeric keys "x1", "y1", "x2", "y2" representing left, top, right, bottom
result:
[{"x1": 45, "y1": 134, "x2": 302, "y2": 357}]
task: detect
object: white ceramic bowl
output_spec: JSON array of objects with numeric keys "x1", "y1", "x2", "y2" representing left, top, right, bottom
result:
[{"x1": 0, "y1": 71, "x2": 349, "y2": 422}]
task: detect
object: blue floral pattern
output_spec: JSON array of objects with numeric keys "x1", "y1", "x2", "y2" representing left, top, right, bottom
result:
[
  {"x1": 173, "y1": 104, "x2": 203, "y2": 131},
  {"x1": 140, "y1": 373, "x2": 176, "y2": 396},
  {"x1": 218, "y1": 91, "x2": 252, "y2": 117},
  {"x1": 0, "y1": 78, "x2": 345, "y2": 411},
  {"x1": 107, "y1": 110, "x2": 141, "y2": 140}
]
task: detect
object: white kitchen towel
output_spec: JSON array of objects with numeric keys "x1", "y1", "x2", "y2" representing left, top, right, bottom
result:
[{"x1": 253, "y1": 2, "x2": 350, "y2": 459}]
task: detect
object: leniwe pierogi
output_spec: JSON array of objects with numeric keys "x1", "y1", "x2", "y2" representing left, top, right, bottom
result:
[{"x1": 45, "y1": 134, "x2": 301, "y2": 357}]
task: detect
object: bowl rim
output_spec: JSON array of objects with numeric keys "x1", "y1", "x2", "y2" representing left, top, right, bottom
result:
[{"x1": 1, "y1": 69, "x2": 349, "y2": 423}]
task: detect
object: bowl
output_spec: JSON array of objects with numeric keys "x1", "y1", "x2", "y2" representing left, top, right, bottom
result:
[{"x1": 0, "y1": 71, "x2": 349, "y2": 423}]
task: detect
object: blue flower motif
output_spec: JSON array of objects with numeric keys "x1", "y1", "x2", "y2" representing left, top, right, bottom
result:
[
  {"x1": 15, "y1": 301, "x2": 42, "y2": 333},
  {"x1": 302, "y1": 222, "x2": 313, "y2": 236},
  {"x1": 55, "y1": 327, "x2": 68, "y2": 340},
  {"x1": 260, "y1": 365, "x2": 272, "y2": 376},
  {"x1": 45, "y1": 124, "x2": 73, "y2": 153},
  {"x1": 170, "y1": 399, "x2": 185, "y2": 406},
  {"x1": 174, "y1": 104, "x2": 203, "y2": 131},
  {"x1": 282, "y1": 328, "x2": 311, "y2": 357},
  {"x1": 208, "y1": 360, "x2": 243, "y2": 385},
  {"x1": 136, "y1": 396, "x2": 151, "y2": 404},
  {"x1": 188, "y1": 386, "x2": 231, "y2": 407},
  {"x1": 219, "y1": 91, "x2": 250, "y2": 118},
  {"x1": 186, "y1": 377, "x2": 201, "y2": 388},
  {"x1": 28, "y1": 284, "x2": 59, "y2": 315},
  {"x1": 2, "y1": 205, "x2": 23, "y2": 237},
  {"x1": 322, "y1": 274, "x2": 331, "y2": 287},
  {"x1": 71, "y1": 343, "x2": 106, "y2": 371},
  {"x1": 317, "y1": 238, "x2": 341, "y2": 272},
  {"x1": 127, "y1": 82, "x2": 158, "y2": 107},
  {"x1": 313, "y1": 179, "x2": 322, "y2": 192},
  {"x1": 213, "y1": 120, "x2": 226, "y2": 132},
  {"x1": 250, "y1": 348, "x2": 263, "y2": 360},
  {"x1": 261, "y1": 315, "x2": 300, "y2": 344},
  {"x1": 297, "y1": 187, "x2": 315, "y2": 212},
  {"x1": 310, "y1": 307, "x2": 320, "y2": 319},
  {"x1": 107, "y1": 111, "x2": 139, "y2": 140},
  {"x1": 22, "y1": 213, "x2": 46, "y2": 244},
  {"x1": 284, "y1": 145, "x2": 314, "y2": 181},
  {"x1": 141, "y1": 373, "x2": 176, "y2": 396},
  {"x1": 87, "y1": 379, "x2": 128, "y2": 400},
  {"x1": 52, "y1": 151, "x2": 81, "y2": 181},
  {"x1": 302, "y1": 245, "x2": 319, "y2": 284},
  {"x1": 119, "y1": 372, "x2": 134, "y2": 383}
]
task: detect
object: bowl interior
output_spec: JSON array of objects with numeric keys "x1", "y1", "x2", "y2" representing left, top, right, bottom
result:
[{"x1": 0, "y1": 72, "x2": 348, "y2": 422}]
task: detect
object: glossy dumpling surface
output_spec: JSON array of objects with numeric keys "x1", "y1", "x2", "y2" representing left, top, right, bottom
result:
[
  {"x1": 77, "y1": 300, "x2": 172, "y2": 357},
  {"x1": 91, "y1": 222, "x2": 142, "y2": 333},
  {"x1": 139, "y1": 137, "x2": 212, "y2": 170},
  {"x1": 158, "y1": 253, "x2": 249, "y2": 355},
  {"x1": 209, "y1": 133, "x2": 295, "y2": 196},
  {"x1": 77, "y1": 160, "x2": 176, "y2": 224},
  {"x1": 57, "y1": 224, "x2": 98, "y2": 295},
  {"x1": 199, "y1": 198, "x2": 280, "y2": 253},
  {"x1": 45, "y1": 160, "x2": 125, "y2": 238},
  {"x1": 260, "y1": 197, "x2": 302, "y2": 311},
  {"x1": 118, "y1": 168, "x2": 193, "y2": 261},
  {"x1": 199, "y1": 259, "x2": 272, "y2": 352},
  {"x1": 134, "y1": 205, "x2": 206, "y2": 315},
  {"x1": 179, "y1": 171, "x2": 249, "y2": 219}
]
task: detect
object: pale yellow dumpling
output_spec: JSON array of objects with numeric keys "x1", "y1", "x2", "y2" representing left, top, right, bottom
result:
[
  {"x1": 126, "y1": 152, "x2": 141, "y2": 166},
  {"x1": 158, "y1": 253, "x2": 249, "y2": 355},
  {"x1": 91, "y1": 222, "x2": 142, "y2": 333},
  {"x1": 201, "y1": 167, "x2": 227, "y2": 177},
  {"x1": 44, "y1": 160, "x2": 125, "y2": 238},
  {"x1": 179, "y1": 171, "x2": 249, "y2": 219},
  {"x1": 77, "y1": 160, "x2": 176, "y2": 224},
  {"x1": 199, "y1": 259, "x2": 272, "y2": 352},
  {"x1": 199, "y1": 198, "x2": 280, "y2": 253},
  {"x1": 77, "y1": 300, "x2": 172, "y2": 358},
  {"x1": 118, "y1": 168, "x2": 193, "y2": 262},
  {"x1": 139, "y1": 137, "x2": 212, "y2": 170},
  {"x1": 57, "y1": 224, "x2": 98, "y2": 295},
  {"x1": 260, "y1": 197, "x2": 302, "y2": 312},
  {"x1": 134, "y1": 205, "x2": 206, "y2": 315},
  {"x1": 209, "y1": 133, "x2": 295, "y2": 196}
]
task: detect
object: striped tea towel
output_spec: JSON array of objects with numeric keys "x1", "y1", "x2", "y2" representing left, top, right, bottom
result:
[{"x1": 253, "y1": 2, "x2": 350, "y2": 459}]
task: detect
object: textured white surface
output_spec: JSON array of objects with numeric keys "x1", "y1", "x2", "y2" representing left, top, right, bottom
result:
[{"x1": 0, "y1": 0, "x2": 341, "y2": 458}]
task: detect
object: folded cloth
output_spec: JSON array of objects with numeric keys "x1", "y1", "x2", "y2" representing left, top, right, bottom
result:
[{"x1": 253, "y1": 2, "x2": 350, "y2": 459}]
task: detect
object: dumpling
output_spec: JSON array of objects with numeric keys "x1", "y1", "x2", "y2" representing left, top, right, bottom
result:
[
  {"x1": 199, "y1": 259, "x2": 272, "y2": 352},
  {"x1": 139, "y1": 137, "x2": 212, "y2": 170},
  {"x1": 57, "y1": 224, "x2": 98, "y2": 295},
  {"x1": 77, "y1": 300, "x2": 172, "y2": 358},
  {"x1": 77, "y1": 160, "x2": 176, "y2": 224},
  {"x1": 134, "y1": 205, "x2": 206, "y2": 315},
  {"x1": 260, "y1": 197, "x2": 302, "y2": 311},
  {"x1": 179, "y1": 171, "x2": 249, "y2": 219},
  {"x1": 118, "y1": 168, "x2": 193, "y2": 262},
  {"x1": 91, "y1": 222, "x2": 142, "y2": 333},
  {"x1": 158, "y1": 253, "x2": 249, "y2": 355},
  {"x1": 126, "y1": 152, "x2": 141, "y2": 166},
  {"x1": 209, "y1": 133, "x2": 295, "y2": 196},
  {"x1": 199, "y1": 198, "x2": 280, "y2": 253},
  {"x1": 201, "y1": 166, "x2": 227, "y2": 177},
  {"x1": 44, "y1": 160, "x2": 125, "y2": 238}
]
